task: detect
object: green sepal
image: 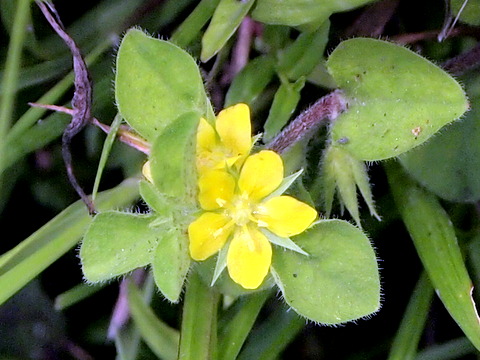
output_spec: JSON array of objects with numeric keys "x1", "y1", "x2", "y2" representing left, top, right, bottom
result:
[
  {"x1": 212, "y1": 245, "x2": 228, "y2": 286},
  {"x1": 151, "y1": 225, "x2": 191, "y2": 303},
  {"x1": 201, "y1": 0, "x2": 255, "y2": 62},
  {"x1": 115, "y1": 28, "x2": 211, "y2": 141},
  {"x1": 264, "y1": 168, "x2": 303, "y2": 200},
  {"x1": 150, "y1": 112, "x2": 200, "y2": 204},
  {"x1": 272, "y1": 219, "x2": 380, "y2": 324},
  {"x1": 327, "y1": 38, "x2": 469, "y2": 161},
  {"x1": 321, "y1": 145, "x2": 370, "y2": 226},
  {"x1": 261, "y1": 229, "x2": 308, "y2": 256},
  {"x1": 81, "y1": 211, "x2": 159, "y2": 282}
]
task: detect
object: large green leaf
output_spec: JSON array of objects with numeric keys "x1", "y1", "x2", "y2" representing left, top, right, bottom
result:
[
  {"x1": 81, "y1": 211, "x2": 159, "y2": 282},
  {"x1": 327, "y1": 38, "x2": 468, "y2": 161},
  {"x1": 399, "y1": 75, "x2": 480, "y2": 202},
  {"x1": 387, "y1": 162, "x2": 480, "y2": 351},
  {"x1": 115, "y1": 28, "x2": 211, "y2": 141},
  {"x1": 272, "y1": 219, "x2": 380, "y2": 324},
  {"x1": 251, "y1": 0, "x2": 375, "y2": 27}
]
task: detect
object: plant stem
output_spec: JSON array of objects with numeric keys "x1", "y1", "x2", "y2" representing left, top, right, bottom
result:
[
  {"x1": 266, "y1": 90, "x2": 347, "y2": 154},
  {"x1": 179, "y1": 271, "x2": 219, "y2": 360}
]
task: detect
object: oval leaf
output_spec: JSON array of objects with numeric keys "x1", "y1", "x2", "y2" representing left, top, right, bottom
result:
[
  {"x1": 81, "y1": 211, "x2": 159, "y2": 282},
  {"x1": 327, "y1": 38, "x2": 468, "y2": 161},
  {"x1": 115, "y1": 28, "x2": 210, "y2": 141},
  {"x1": 272, "y1": 219, "x2": 380, "y2": 324},
  {"x1": 399, "y1": 75, "x2": 480, "y2": 202}
]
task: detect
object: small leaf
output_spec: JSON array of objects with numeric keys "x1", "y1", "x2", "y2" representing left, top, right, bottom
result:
[
  {"x1": 150, "y1": 112, "x2": 200, "y2": 204},
  {"x1": 201, "y1": 0, "x2": 255, "y2": 62},
  {"x1": 251, "y1": 0, "x2": 375, "y2": 27},
  {"x1": 225, "y1": 55, "x2": 275, "y2": 107},
  {"x1": 272, "y1": 220, "x2": 380, "y2": 324},
  {"x1": 81, "y1": 211, "x2": 159, "y2": 282},
  {"x1": 263, "y1": 78, "x2": 304, "y2": 142},
  {"x1": 151, "y1": 226, "x2": 190, "y2": 303},
  {"x1": 170, "y1": 0, "x2": 221, "y2": 48},
  {"x1": 115, "y1": 28, "x2": 211, "y2": 141},
  {"x1": 276, "y1": 21, "x2": 330, "y2": 80},
  {"x1": 327, "y1": 38, "x2": 469, "y2": 161},
  {"x1": 386, "y1": 162, "x2": 480, "y2": 351}
]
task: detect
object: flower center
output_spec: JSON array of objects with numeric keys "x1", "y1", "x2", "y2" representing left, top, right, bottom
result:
[{"x1": 228, "y1": 193, "x2": 255, "y2": 226}]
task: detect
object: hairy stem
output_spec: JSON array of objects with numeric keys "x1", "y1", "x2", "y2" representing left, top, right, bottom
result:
[{"x1": 266, "y1": 90, "x2": 348, "y2": 154}]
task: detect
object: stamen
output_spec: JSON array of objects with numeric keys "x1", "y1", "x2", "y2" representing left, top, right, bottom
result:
[
  {"x1": 213, "y1": 227, "x2": 223, "y2": 238},
  {"x1": 242, "y1": 225, "x2": 256, "y2": 252},
  {"x1": 256, "y1": 220, "x2": 268, "y2": 228},
  {"x1": 216, "y1": 198, "x2": 227, "y2": 207}
]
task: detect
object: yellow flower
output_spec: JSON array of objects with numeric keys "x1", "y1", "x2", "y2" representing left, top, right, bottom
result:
[
  {"x1": 188, "y1": 150, "x2": 317, "y2": 289},
  {"x1": 197, "y1": 103, "x2": 253, "y2": 174}
]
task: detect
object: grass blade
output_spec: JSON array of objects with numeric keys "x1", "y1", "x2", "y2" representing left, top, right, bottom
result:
[
  {"x1": 387, "y1": 162, "x2": 480, "y2": 351},
  {"x1": 388, "y1": 272, "x2": 434, "y2": 360},
  {"x1": 0, "y1": 178, "x2": 140, "y2": 306}
]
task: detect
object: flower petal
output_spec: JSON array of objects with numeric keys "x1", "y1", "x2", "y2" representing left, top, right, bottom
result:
[
  {"x1": 216, "y1": 103, "x2": 252, "y2": 157},
  {"x1": 198, "y1": 170, "x2": 235, "y2": 210},
  {"x1": 197, "y1": 117, "x2": 217, "y2": 152},
  {"x1": 256, "y1": 196, "x2": 317, "y2": 237},
  {"x1": 188, "y1": 212, "x2": 232, "y2": 261},
  {"x1": 227, "y1": 226, "x2": 272, "y2": 289},
  {"x1": 238, "y1": 150, "x2": 283, "y2": 201}
]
